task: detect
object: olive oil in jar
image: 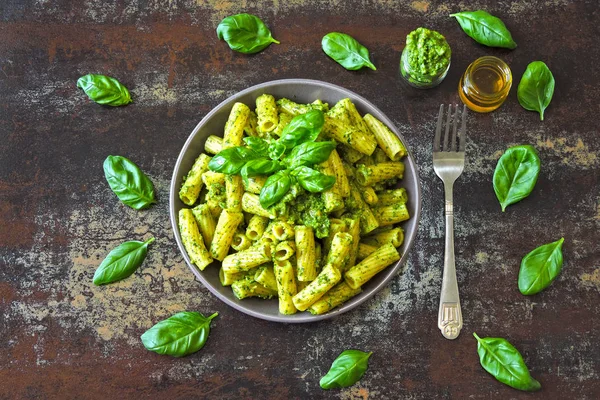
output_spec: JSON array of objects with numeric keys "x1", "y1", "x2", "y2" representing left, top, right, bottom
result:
[{"x1": 459, "y1": 56, "x2": 512, "y2": 113}]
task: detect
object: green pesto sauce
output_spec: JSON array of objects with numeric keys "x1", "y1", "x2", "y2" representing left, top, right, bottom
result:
[
  {"x1": 403, "y1": 27, "x2": 451, "y2": 82},
  {"x1": 289, "y1": 193, "x2": 330, "y2": 239}
]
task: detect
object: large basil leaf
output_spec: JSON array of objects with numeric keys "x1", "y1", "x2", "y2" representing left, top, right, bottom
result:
[
  {"x1": 278, "y1": 110, "x2": 325, "y2": 149},
  {"x1": 243, "y1": 136, "x2": 269, "y2": 154},
  {"x1": 321, "y1": 32, "x2": 377, "y2": 71},
  {"x1": 517, "y1": 61, "x2": 555, "y2": 121},
  {"x1": 518, "y1": 238, "x2": 564, "y2": 295},
  {"x1": 93, "y1": 238, "x2": 154, "y2": 285},
  {"x1": 103, "y1": 155, "x2": 156, "y2": 210},
  {"x1": 283, "y1": 141, "x2": 337, "y2": 170},
  {"x1": 259, "y1": 170, "x2": 292, "y2": 208},
  {"x1": 473, "y1": 333, "x2": 541, "y2": 391},
  {"x1": 320, "y1": 349, "x2": 372, "y2": 389},
  {"x1": 208, "y1": 146, "x2": 259, "y2": 174},
  {"x1": 216, "y1": 13, "x2": 279, "y2": 54},
  {"x1": 492, "y1": 145, "x2": 540, "y2": 212},
  {"x1": 141, "y1": 311, "x2": 218, "y2": 357},
  {"x1": 241, "y1": 158, "x2": 283, "y2": 182},
  {"x1": 77, "y1": 74, "x2": 132, "y2": 106},
  {"x1": 450, "y1": 10, "x2": 517, "y2": 49},
  {"x1": 292, "y1": 166, "x2": 336, "y2": 193}
]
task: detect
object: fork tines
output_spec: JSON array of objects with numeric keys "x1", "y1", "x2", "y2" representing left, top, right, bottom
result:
[{"x1": 434, "y1": 104, "x2": 467, "y2": 152}]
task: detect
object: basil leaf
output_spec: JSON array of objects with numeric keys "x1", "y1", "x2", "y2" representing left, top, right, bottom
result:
[
  {"x1": 492, "y1": 145, "x2": 540, "y2": 212},
  {"x1": 518, "y1": 238, "x2": 565, "y2": 295},
  {"x1": 268, "y1": 142, "x2": 286, "y2": 160},
  {"x1": 283, "y1": 141, "x2": 337, "y2": 170},
  {"x1": 216, "y1": 13, "x2": 279, "y2": 54},
  {"x1": 259, "y1": 170, "x2": 292, "y2": 209},
  {"x1": 292, "y1": 166, "x2": 336, "y2": 193},
  {"x1": 320, "y1": 349, "x2": 372, "y2": 389},
  {"x1": 93, "y1": 238, "x2": 154, "y2": 285},
  {"x1": 450, "y1": 10, "x2": 517, "y2": 49},
  {"x1": 473, "y1": 333, "x2": 541, "y2": 391},
  {"x1": 241, "y1": 159, "x2": 283, "y2": 183},
  {"x1": 141, "y1": 311, "x2": 218, "y2": 357},
  {"x1": 517, "y1": 61, "x2": 555, "y2": 121},
  {"x1": 278, "y1": 110, "x2": 325, "y2": 149},
  {"x1": 103, "y1": 155, "x2": 156, "y2": 210},
  {"x1": 77, "y1": 74, "x2": 132, "y2": 106},
  {"x1": 243, "y1": 136, "x2": 270, "y2": 154},
  {"x1": 208, "y1": 146, "x2": 259, "y2": 174},
  {"x1": 322, "y1": 32, "x2": 376, "y2": 71}
]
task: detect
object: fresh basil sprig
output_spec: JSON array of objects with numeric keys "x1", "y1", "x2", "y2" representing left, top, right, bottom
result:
[
  {"x1": 492, "y1": 145, "x2": 540, "y2": 212},
  {"x1": 320, "y1": 349, "x2": 372, "y2": 389},
  {"x1": 517, "y1": 61, "x2": 555, "y2": 121},
  {"x1": 93, "y1": 238, "x2": 154, "y2": 285},
  {"x1": 141, "y1": 311, "x2": 218, "y2": 357},
  {"x1": 292, "y1": 166, "x2": 336, "y2": 193},
  {"x1": 283, "y1": 141, "x2": 337, "y2": 169},
  {"x1": 103, "y1": 155, "x2": 156, "y2": 210},
  {"x1": 518, "y1": 238, "x2": 565, "y2": 295},
  {"x1": 450, "y1": 10, "x2": 517, "y2": 49},
  {"x1": 279, "y1": 110, "x2": 325, "y2": 149},
  {"x1": 259, "y1": 170, "x2": 293, "y2": 208},
  {"x1": 473, "y1": 333, "x2": 541, "y2": 391},
  {"x1": 322, "y1": 32, "x2": 377, "y2": 71},
  {"x1": 209, "y1": 109, "x2": 336, "y2": 209},
  {"x1": 216, "y1": 13, "x2": 279, "y2": 54},
  {"x1": 77, "y1": 74, "x2": 132, "y2": 106}
]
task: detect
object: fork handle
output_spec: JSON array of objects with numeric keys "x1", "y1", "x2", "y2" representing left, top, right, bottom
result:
[{"x1": 438, "y1": 184, "x2": 463, "y2": 340}]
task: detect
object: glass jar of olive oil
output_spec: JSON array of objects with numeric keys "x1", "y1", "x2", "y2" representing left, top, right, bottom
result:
[{"x1": 459, "y1": 56, "x2": 512, "y2": 113}]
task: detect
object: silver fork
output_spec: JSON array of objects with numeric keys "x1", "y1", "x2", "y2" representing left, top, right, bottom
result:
[{"x1": 433, "y1": 104, "x2": 467, "y2": 340}]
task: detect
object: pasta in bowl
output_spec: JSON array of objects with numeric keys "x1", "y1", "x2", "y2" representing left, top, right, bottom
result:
[{"x1": 170, "y1": 79, "x2": 421, "y2": 322}]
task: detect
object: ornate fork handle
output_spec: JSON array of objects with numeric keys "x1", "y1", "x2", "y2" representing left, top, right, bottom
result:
[{"x1": 437, "y1": 184, "x2": 463, "y2": 339}]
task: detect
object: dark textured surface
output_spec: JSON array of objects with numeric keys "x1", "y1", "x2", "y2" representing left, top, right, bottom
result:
[{"x1": 1, "y1": 1, "x2": 599, "y2": 399}]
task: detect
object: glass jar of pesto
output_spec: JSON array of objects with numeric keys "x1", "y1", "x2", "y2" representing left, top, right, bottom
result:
[{"x1": 400, "y1": 27, "x2": 451, "y2": 89}]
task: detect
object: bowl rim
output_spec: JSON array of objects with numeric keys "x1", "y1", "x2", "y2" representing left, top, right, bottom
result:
[{"x1": 169, "y1": 78, "x2": 422, "y2": 323}]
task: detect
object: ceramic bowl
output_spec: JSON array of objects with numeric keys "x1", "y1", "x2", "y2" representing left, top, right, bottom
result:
[{"x1": 170, "y1": 79, "x2": 422, "y2": 323}]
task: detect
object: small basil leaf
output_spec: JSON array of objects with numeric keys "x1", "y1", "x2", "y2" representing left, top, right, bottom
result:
[
  {"x1": 216, "y1": 13, "x2": 279, "y2": 54},
  {"x1": 103, "y1": 155, "x2": 156, "y2": 210},
  {"x1": 268, "y1": 142, "x2": 286, "y2": 160},
  {"x1": 241, "y1": 159, "x2": 283, "y2": 183},
  {"x1": 320, "y1": 349, "x2": 372, "y2": 390},
  {"x1": 259, "y1": 170, "x2": 292, "y2": 209},
  {"x1": 322, "y1": 32, "x2": 377, "y2": 71},
  {"x1": 492, "y1": 145, "x2": 541, "y2": 212},
  {"x1": 473, "y1": 333, "x2": 541, "y2": 391},
  {"x1": 283, "y1": 141, "x2": 337, "y2": 170},
  {"x1": 77, "y1": 74, "x2": 132, "y2": 106},
  {"x1": 243, "y1": 136, "x2": 270, "y2": 153},
  {"x1": 208, "y1": 146, "x2": 259, "y2": 174},
  {"x1": 517, "y1": 61, "x2": 555, "y2": 121},
  {"x1": 450, "y1": 10, "x2": 517, "y2": 49},
  {"x1": 292, "y1": 166, "x2": 336, "y2": 193},
  {"x1": 93, "y1": 238, "x2": 154, "y2": 285},
  {"x1": 278, "y1": 110, "x2": 325, "y2": 149},
  {"x1": 141, "y1": 311, "x2": 218, "y2": 357},
  {"x1": 518, "y1": 238, "x2": 565, "y2": 295}
]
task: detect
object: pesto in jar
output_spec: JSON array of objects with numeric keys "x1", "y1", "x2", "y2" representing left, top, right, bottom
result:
[{"x1": 401, "y1": 27, "x2": 451, "y2": 87}]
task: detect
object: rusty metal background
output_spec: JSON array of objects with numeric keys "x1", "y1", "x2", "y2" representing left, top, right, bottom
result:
[{"x1": 1, "y1": 1, "x2": 598, "y2": 399}]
